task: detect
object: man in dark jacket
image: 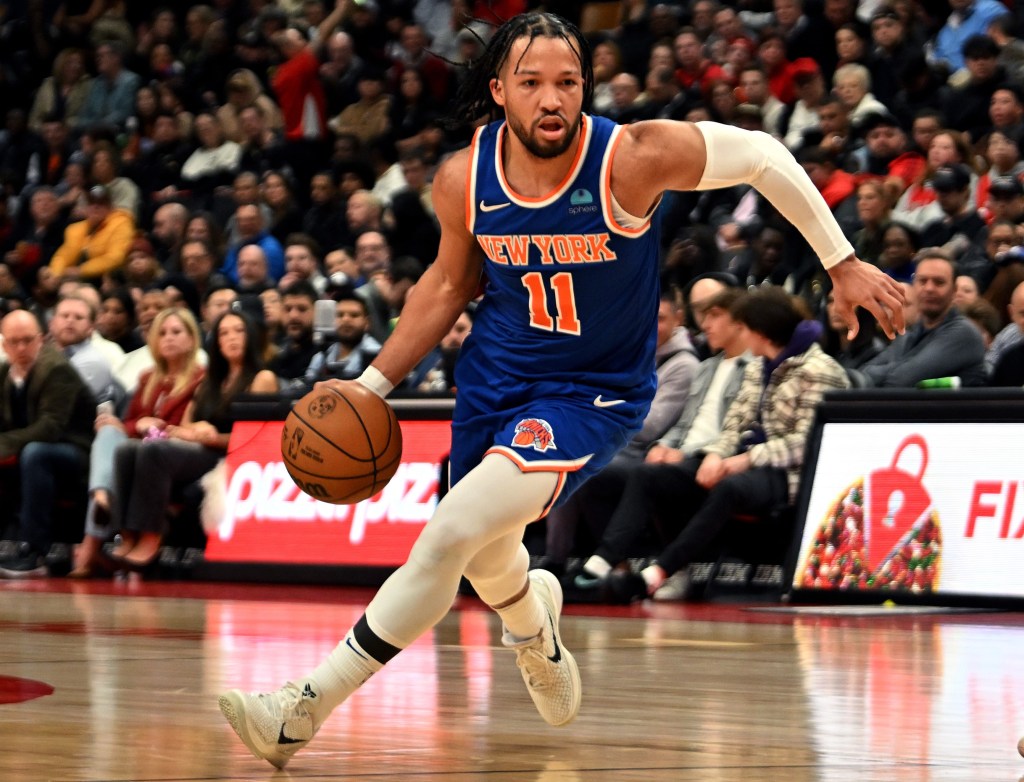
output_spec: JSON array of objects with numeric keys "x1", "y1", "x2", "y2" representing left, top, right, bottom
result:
[{"x1": 0, "y1": 309, "x2": 96, "y2": 577}]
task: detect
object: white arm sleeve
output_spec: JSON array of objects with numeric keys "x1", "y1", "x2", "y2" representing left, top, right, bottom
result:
[{"x1": 694, "y1": 121, "x2": 854, "y2": 269}]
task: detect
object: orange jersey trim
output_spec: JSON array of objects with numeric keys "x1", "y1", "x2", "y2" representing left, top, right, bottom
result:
[
  {"x1": 496, "y1": 115, "x2": 591, "y2": 207},
  {"x1": 601, "y1": 124, "x2": 652, "y2": 237},
  {"x1": 485, "y1": 446, "x2": 592, "y2": 472},
  {"x1": 465, "y1": 125, "x2": 485, "y2": 233}
]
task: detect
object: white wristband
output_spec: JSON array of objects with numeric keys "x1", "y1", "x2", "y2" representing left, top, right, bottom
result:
[
  {"x1": 355, "y1": 366, "x2": 394, "y2": 398},
  {"x1": 694, "y1": 121, "x2": 854, "y2": 269}
]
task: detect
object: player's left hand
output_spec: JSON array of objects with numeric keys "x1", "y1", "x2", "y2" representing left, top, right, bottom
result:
[{"x1": 828, "y1": 255, "x2": 906, "y2": 340}]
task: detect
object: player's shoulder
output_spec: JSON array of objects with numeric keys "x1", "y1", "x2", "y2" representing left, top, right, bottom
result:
[
  {"x1": 613, "y1": 120, "x2": 703, "y2": 161},
  {"x1": 610, "y1": 119, "x2": 706, "y2": 194}
]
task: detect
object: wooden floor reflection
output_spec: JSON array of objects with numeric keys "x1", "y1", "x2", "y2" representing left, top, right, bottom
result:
[{"x1": 1, "y1": 580, "x2": 1023, "y2": 781}]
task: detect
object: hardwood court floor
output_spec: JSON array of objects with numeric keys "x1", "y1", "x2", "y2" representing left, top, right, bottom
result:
[{"x1": 1, "y1": 579, "x2": 1023, "y2": 782}]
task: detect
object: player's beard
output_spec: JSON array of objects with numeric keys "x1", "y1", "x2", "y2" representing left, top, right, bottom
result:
[{"x1": 506, "y1": 110, "x2": 582, "y2": 160}]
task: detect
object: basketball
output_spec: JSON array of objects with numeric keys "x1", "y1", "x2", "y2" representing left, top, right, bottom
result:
[{"x1": 281, "y1": 383, "x2": 403, "y2": 504}]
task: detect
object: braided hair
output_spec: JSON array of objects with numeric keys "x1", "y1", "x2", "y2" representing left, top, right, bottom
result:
[{"x1": 449, "y1": 12, "x2": 594, "y2": 128}]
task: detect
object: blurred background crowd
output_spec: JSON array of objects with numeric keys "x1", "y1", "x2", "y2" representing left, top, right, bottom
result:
[{"x1": 0, "y1": 0, "x2": 1022, "y2": 586}]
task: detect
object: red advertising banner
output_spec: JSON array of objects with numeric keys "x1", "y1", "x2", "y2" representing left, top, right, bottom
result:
[{"x1": 204, "y1": 420, "x2": 452, "y2": 566}]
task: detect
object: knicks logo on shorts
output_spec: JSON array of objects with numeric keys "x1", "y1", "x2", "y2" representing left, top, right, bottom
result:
[{"x1": 512, "y1": 418, "x2": 557, "y2": 452}]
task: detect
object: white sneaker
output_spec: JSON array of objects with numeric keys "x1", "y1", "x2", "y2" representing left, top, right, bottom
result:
[
  {"x1": 218, "y1": 681, "x2": 319, "y2": 769},
  {"x1": 502, "y1": 569, "x2": 582, "y2": 727},
  {"x1": 652, "y1": 570, "x2": 690, "y2": 602}
]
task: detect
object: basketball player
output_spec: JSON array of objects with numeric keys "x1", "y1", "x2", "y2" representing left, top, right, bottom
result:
[{"x1": 219, "y1": 13, "x2": 905, "y2": 768}]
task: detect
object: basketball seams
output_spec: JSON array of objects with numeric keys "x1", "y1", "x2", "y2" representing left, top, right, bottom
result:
[
  {"x1": 326, "y1": 386, "x2": 381, "y2": 489},
  {"x1": 288, "y1": 407, "x2": 376, "y2": 463},
  {"x1": 282, "y1": 385, "x2": 403, "y2": 504}
]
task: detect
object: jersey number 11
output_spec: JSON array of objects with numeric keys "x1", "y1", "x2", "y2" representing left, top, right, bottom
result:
[{"x1": 522, "y1": 271, "x2": 581, "y2": 336}]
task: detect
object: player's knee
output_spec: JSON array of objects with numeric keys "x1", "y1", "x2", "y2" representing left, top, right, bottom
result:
[{"x1": 410, "y1": 509, "x2": 489, "y2": 572}]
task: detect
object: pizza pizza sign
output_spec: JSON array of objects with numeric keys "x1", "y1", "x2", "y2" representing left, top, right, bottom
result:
[{"x1": 797, "y1": 435, "x2": 943, "y2": 593}]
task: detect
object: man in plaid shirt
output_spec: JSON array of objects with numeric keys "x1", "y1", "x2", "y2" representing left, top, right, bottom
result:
[{"x1": 577, "y1": 287, "x2": 849, "y2": 599}]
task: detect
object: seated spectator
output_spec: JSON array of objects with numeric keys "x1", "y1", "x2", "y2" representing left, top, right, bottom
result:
[
  {"x1": 2, "y1": 187, "x2": 67, "y2": 290},
  {"x1": 262, "y1": 170, "x2": 304, "y2": 243},
  {"x1": 328, "y1": 68, "x2": 392, "y2": 147},
  {"x1": 118, "y1": 236, "x2": 163, "y2": 290},
  {"x1": 933, "y1": 1, "x2": 1007, "y2": 75},
  {"x1": 67, "y1": 282, "x2": 126, "y2": 370},
  {"x1": 269, "y1": 281, "x2": 320, "y2": 392},
  {"x1": 110, "y1": 310, "x2": 277, "y2": 570},
  {"x1": 200, "y1": 286, "x2": 239, "y2": 341},
  {"x1": 260, "y1": 287, "x2": 285, "y2": 349},
  {"x1": 851, "y1": 180, "x2": 893, "y2": 265},
  {"x1": 49, "y1": 185, "x2": 134, "y2": 283},
  {"x1": 180, "y1": 113, "x2": 242, "y2": 208},
  {"x1": 859, "y1": 249, "x2": 987, "y2": 386},
  {"x1": 279, "y1": 234, "x2": 328, "y2": 295},
  {"x1": 893, "y1": 129, "x2": 979, "y2": 231},
  {"x1": 990, "y1": 338, "x2": 1024, "y2": 385},
  {"x1": 25, "y1": 116, "x2": 74, "y2": 191},
  {"x1": 237, "y1": 104, "x2": 288, "y2": 178},
  {"x1": 982, "y1": 175, "x2": 1024, "y2": 225},
  {"x1": 220, "y1": 204, "x2": 285, "y2": 284},
  {"x1": 989, "y1": 13, "x2": 1024, "y2": 84},
  {"x1": 986, "y1": 280, "x2": 1024, "y2": 370},
  {"x1": 573, "y1": 287, "x2": 849, "y2": 602},
  {"x1": 416, "y1": 306, "x2": 474, "y2": 394},
  {"x1": 540, "y1": 293, "x2": 702, "y2": 576},
  {"x1": 955, "y1": 274, "x2": 980, "y2": 310},
  {"x1": 114, "y1": 288, "x2": 169, "y2": 393},
  {"x1": 961, "y1": 221, "x2": 1023, "y2": 312},
  {"x1": 185, "y1": 211, "x2": 226, "y2": 259},
  {"x1": 940, "y1": 34, "x2": 1006, "y2": 141},
  {"x1": 674, "y1": 27, "x2": 727, "y2": 100},
  {"x1": 97, "y1": 288, "x2": 144, "y2": 354},
  {"x1": 127, "y1": 112, "x2": 192, "y2": 208},
  {"x1": 987, "y1": 90, "x2": 1024, "y2": 151},
  {"x1": 90, "y1": 141, "x2": 141, "y2": 220},
  {"x1": 918, "y1": 165, "x2": 987, "y2": 258},
  {"x1": 833, "y1": 63, "x2": 887, "y2": 126},
  {"x1": 303, "y1": 171, "x2": 351, "y2": 254},
  {"x1": 217, "y1": 68, "x2": 284, "y2": 143},
  {"x1": 49, "y1": 293, "x2": 121, "y2": 406},
  {"x1": 852, "y1": 111, "x2": 925, "y2": 201},
  {"x1": 151, "y1": 202, "x2": 189, "y2": 270},
  {"x1": 28, "y1": 48, "x2": 92, "y2": 133},
  {"x1": 601, "y1": 73, "x2": 648, "y2": 124},
  {"x1": 71, "y1": 307, "x2": 206, "y2": 578},
  {"x1": 962, "y1": 297, "x2": 1003, "y2": 349},
  {"x1": 821, "y1": 290, "x2": 888, "y2": 371},
  {"x1": 325, "y1": 247, "x2": 360, "y2": 283},
  {"x1": 74, "y1": 42, "x2": 141, "y2": 131},
  {"x1": 388, "y1": 67, "x2": 440, "y2": 157},
  {"x1": 877, "y1": 222, "x2": 920, "y2": 282},
  {"x1": 235, "y1": 245, "x2": 274, "y2": 295},
  {"x1": 0, "y1": 310, "x2": 96, "y2": 577},
  {"x1": 782, "y1": 58, "x2": 827, "y2": 152},
  {"x1": 178, "y1": 238, "x2": 230, "y2": 309},
  {"x1": 304, "y1": 293, "x2": 381, "y2": 384}
]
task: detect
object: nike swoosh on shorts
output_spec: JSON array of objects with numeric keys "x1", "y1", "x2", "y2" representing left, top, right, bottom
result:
[{"x1": 593, "y1": 396, "x2": 626, "y2": 408}]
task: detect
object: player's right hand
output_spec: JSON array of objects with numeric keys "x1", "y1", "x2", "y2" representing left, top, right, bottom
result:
[{"x1": 828, "y1": 256, "x2": 906, "y2": 340}]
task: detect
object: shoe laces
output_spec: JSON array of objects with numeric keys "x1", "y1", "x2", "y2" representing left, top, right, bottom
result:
[
  {"x1": 265, "y1": 682, "x2": 314, "y2": 738},
  {"x1": 512, "y1": 633, "x2": 557, "y2": 691}
]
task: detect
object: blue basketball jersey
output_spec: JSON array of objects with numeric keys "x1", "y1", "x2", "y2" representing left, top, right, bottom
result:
[{"x1": 450, "y1": 114, "x2": 662, "y2": 503}]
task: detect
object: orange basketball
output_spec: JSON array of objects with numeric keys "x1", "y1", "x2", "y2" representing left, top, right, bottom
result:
[{"x1": 281, "y1": 384, "x2": 403, "y2": 504}]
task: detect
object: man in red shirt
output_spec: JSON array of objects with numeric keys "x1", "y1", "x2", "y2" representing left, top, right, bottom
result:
[
  {"x1": 673, "y1": 28, "x2": 727, "y2": 97},
  {"x1": 271, "y1": 27, "x2": 331, "y2": 203}
]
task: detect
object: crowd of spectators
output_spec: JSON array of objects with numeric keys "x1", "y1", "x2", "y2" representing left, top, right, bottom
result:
[{"x1": 0, "y1": 0, "x2": 1023, "y2": 584}]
